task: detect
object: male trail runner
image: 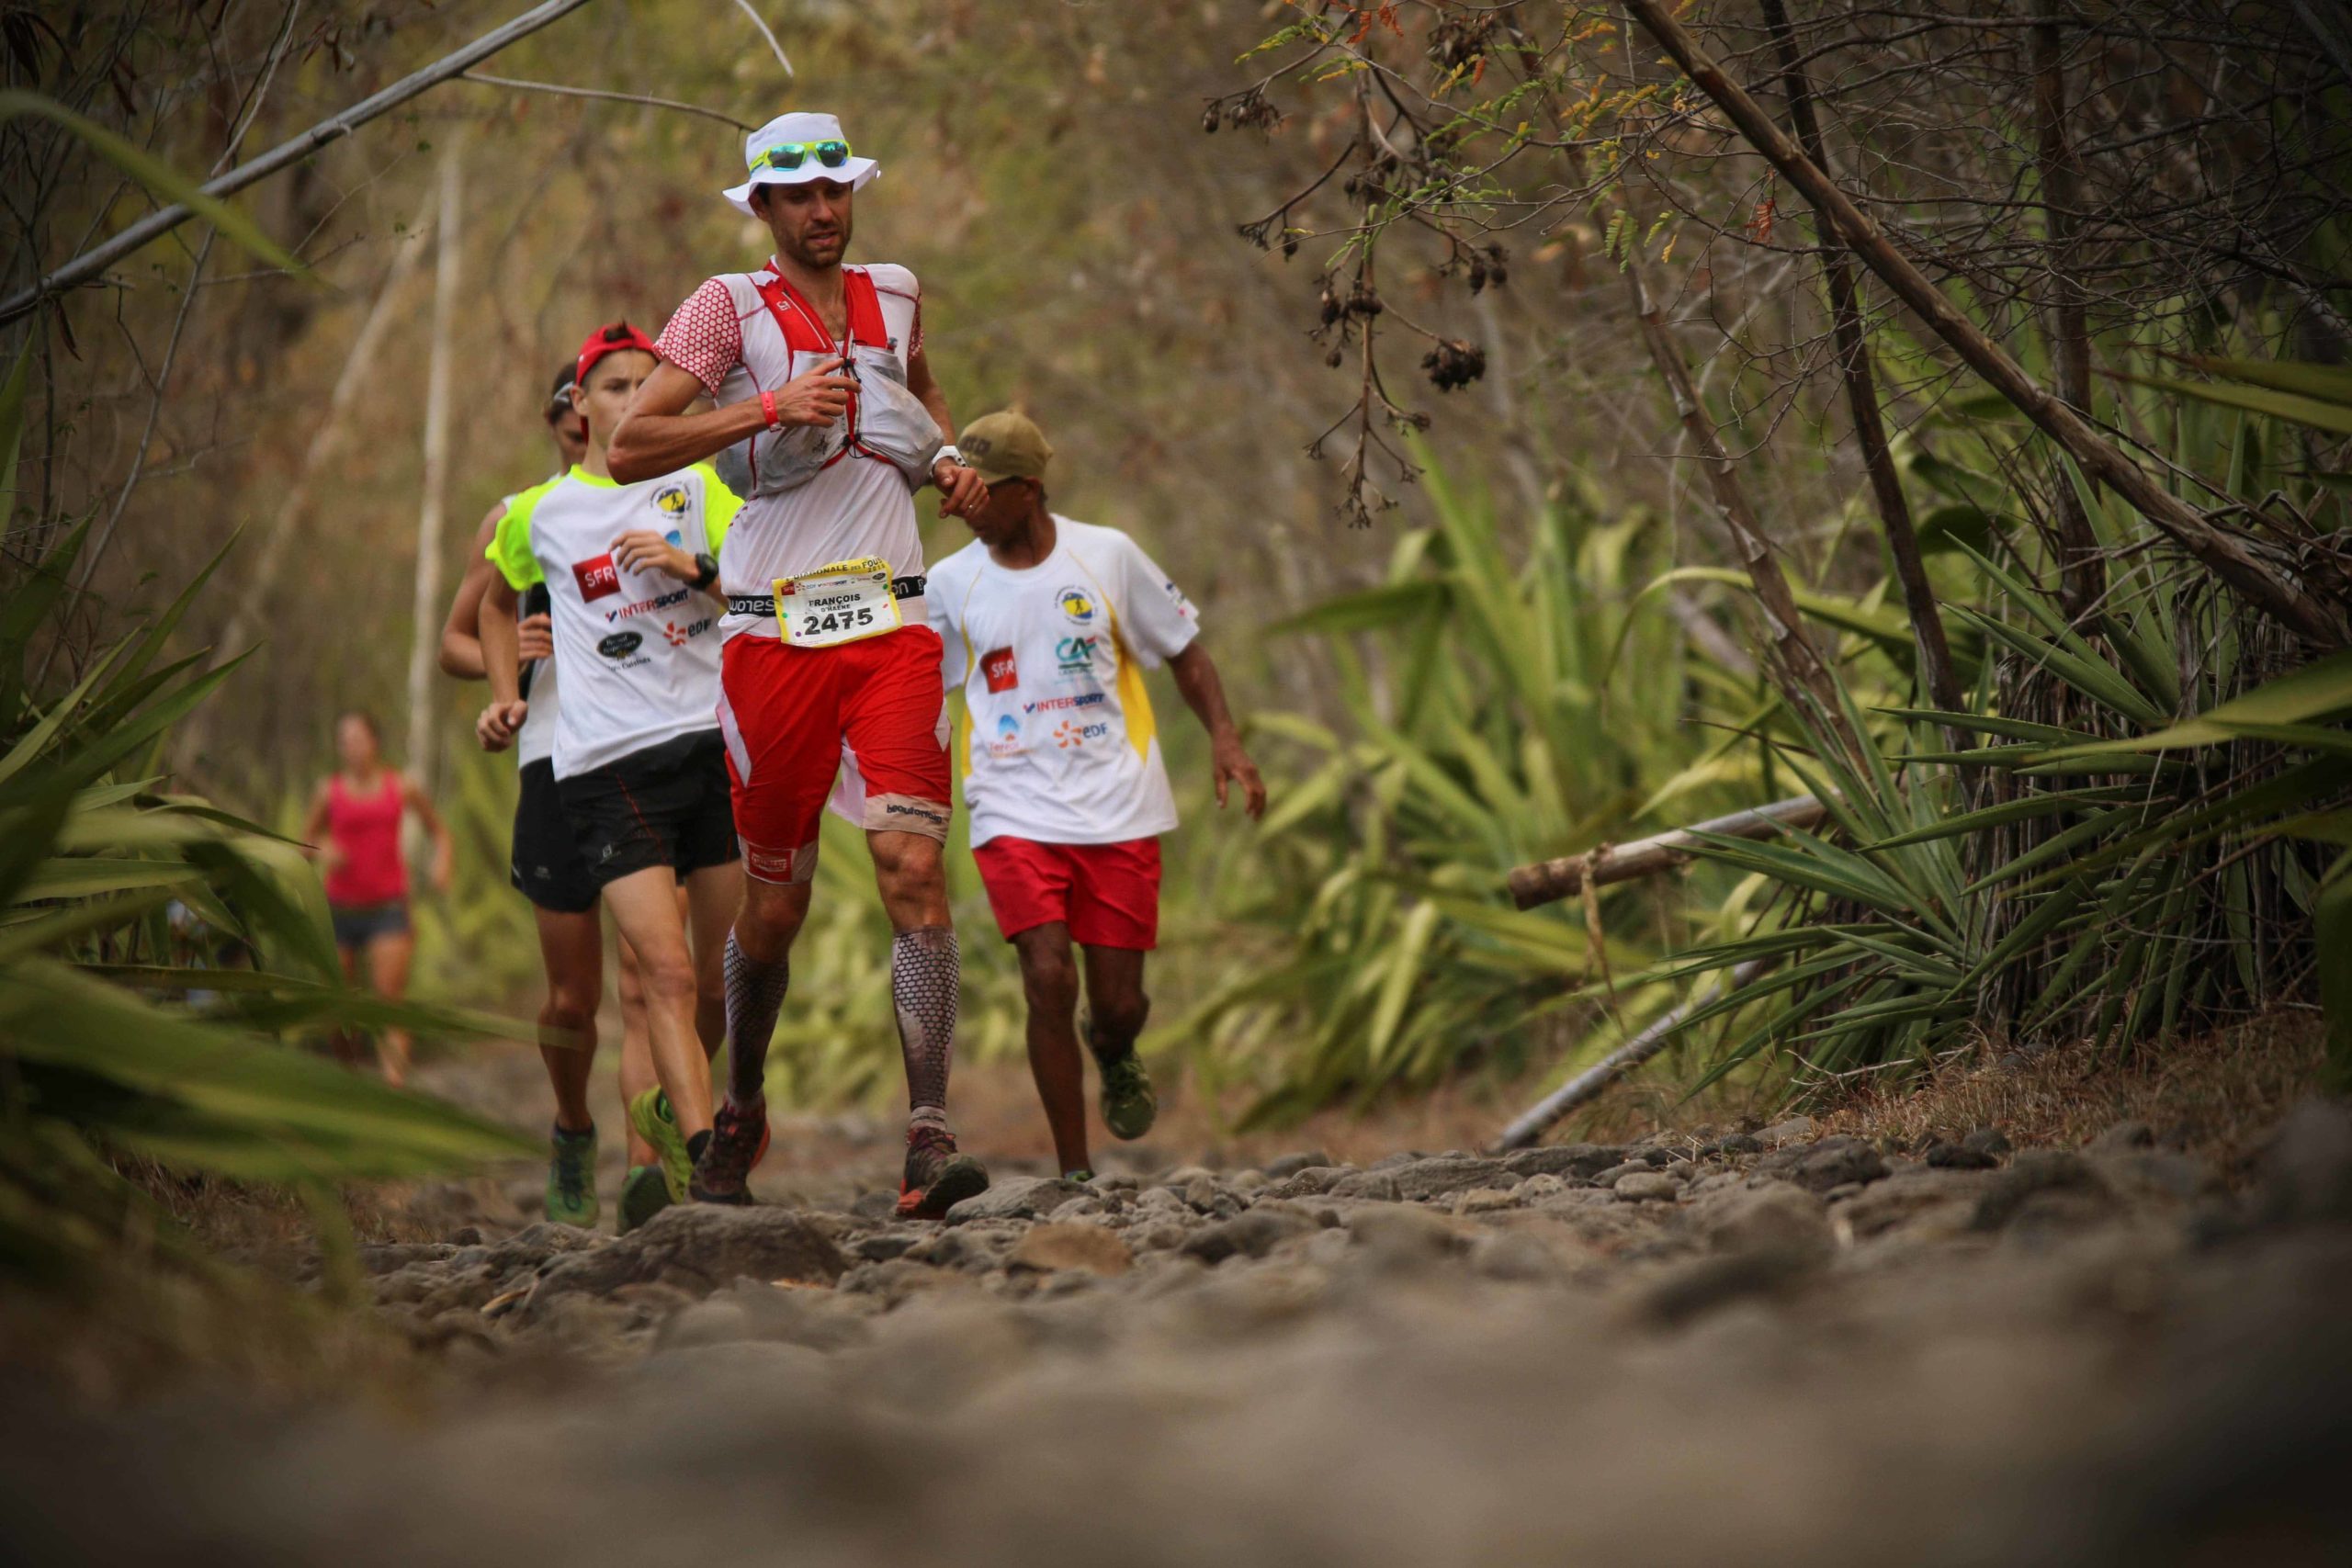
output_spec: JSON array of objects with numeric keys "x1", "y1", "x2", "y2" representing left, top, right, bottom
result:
[
  {"x1": 477, "y1": 322, "x2": 747, "y2": 1208},
  {"x1": 927, "y1": 411, "x2": 1266, "y2": 1179},
  {"x1": 441, "y1": 362, "x2": 672, "y2": 1232},
  {"x1": 610, "y1": 111, "x2": 992, "y2": 1217}
]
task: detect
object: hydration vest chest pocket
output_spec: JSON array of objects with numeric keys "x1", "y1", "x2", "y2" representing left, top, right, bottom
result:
[{"x1": 775, "y1": 558, "x2": 903, "y2": 648}]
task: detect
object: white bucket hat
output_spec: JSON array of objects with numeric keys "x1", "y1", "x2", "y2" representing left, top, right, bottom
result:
[{"x1": 721, "y1": 111, "x2": 880, "y2": 216}]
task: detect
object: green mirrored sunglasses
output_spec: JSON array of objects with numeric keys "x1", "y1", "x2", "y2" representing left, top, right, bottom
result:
[{"x1": 752, "y1": 140, "x2": 852, "y2": 174}]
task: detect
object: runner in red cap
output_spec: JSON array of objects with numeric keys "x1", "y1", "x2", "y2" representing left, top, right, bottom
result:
[
  {"x1": 477, "y1": 321, "x2": 750, "y2": 1210},
  {"x1": 610, "y1": 112, "x2": 990, "y2": 1216}
]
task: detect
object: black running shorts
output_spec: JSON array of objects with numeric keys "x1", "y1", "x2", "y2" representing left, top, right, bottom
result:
[
  {"x1": 555, "y1": 729, "x2": 740, "y2": 890},
  {"x1": 511, "y1": 757, "x2": 602, "y2": 914}
]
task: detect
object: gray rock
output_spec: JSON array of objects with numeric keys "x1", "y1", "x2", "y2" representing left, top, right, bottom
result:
[
  {"x1": 1925, "y1": 1140, "x2": 1999, "y2": 1170},
  {"x1": 1614, "y1": 1171, "x2": 1684, "y2": 1202},
  {"x1": 1501, "y1": 1144, "x2": 1625, "y2": 1180},
  {"x1": 1838, "y1": 1170, "x2": 1994, "y2": 1242},
  {"x1": 2092, "y1": 1150, "x2": 2221, "y2": 1206},
  {"x1": 1715, "y1": 1133, "x2": 1763, "y2": 1156},
  {"x1": 1635, "y1": 1247, "x2": 1816, "y2": 1327},
  {"x1": 1181, "y1": 1205, "x2": 1317, "y2": 1265},
  {"x1": 2258, "y1": 1099, "x2": 2352, "y2": 1224},
  {"x1": 2087, "y1": 1120, "x2": 2155, "y2": 1154},
  {"x1": 521, "y1": 1206, "x2": 844, "y2": 1319},
  {"x1": 1962, "y1": 1125, "x2": 2012, "y2": 1156},
  {"x1": 1346, "y1": 1203, "x2": 1463, "y2": 1260},
  {"x1": 1471, "y1": 1232, "x2": 1564, "y2": 1283},
  {"x1": 942, "y1": 1176, "x2": 1088, "y2": 1225},
  {"x1": 1329, "y1": 1170, "x2": 1402, "y2": 1202},
  {"x1": 1182, "y1": 1175, "x2": 1219, "y2": 1211},
  {"x1": 1755, "y1": 1115, "x2": 1817, "y2": 1146},
  {"x1": 1385, "y1": 1156, "x2": 1515, "y2": 1201},
  {"x1": 1594, "y1": 1161, "x2": 1655, "y2": 1187},
  {"x1": 1263, "y1": 1166, "x2": 1346, "y2": 1199},
  {"x1": 1263, "y1": 1149, "x2": 1334, "y2": 1179},
  {"x1": 1695, "y1": 1182, "x2": 1831, "y2": 1258},
  {"x1": 1970, "y1": 1151, "x2": 2113, "y2": 1232},
  {"x1": 1786, "y1": 1137, "x2": 1890, "y2": 1192}
]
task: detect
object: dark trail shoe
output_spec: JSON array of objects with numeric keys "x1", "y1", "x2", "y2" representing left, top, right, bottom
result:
[
  {"x1": 897, "y1": 1125, "x2": 989, "y2": 1219},
  {"x1": 618, "y1": 1163, "x2": 673, "y2": 1235},
  {"x1": 1097, "y1": 1051, "x2": 1159, "y2": 1142},
  {"x1": 690, "y1": 1097, "x2": 771, "y2": 1205},
  {"x1": 545, "y1": 1122, "x2": 599, "y2": 1228}
]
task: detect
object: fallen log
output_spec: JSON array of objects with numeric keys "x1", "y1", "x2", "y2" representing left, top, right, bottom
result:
[
  {"x1": 1491, "y1": 957, "x2": 1780, "y2": 1152},
  {"x1": 1507, "y1": 795, "x2": 1827, "y2": 910}
]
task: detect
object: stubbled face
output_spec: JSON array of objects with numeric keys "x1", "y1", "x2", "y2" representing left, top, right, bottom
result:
[
  {"x1": 335, "y1": 716, "x2": 379, "y2": 772},
  {"x1": 576, "y1": 350, "x2": 657, "y2": 450},
  {"x1": 754, "y1": 179, "x2": 854, "y2": 271},
  {"x1": 965, "y1": 478, "x2": 1037, "y2": 549}
]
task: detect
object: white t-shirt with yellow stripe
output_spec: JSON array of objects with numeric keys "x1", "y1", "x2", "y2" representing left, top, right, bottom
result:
[{"x1": 928, "y1": 517, "x2": 1199, "y2": 847}]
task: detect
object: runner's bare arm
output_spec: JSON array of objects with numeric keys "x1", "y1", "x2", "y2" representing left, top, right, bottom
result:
[
  {"x1": 1169, "y1": 641, "x2": 1268, "y2": 819},
  {"x1": 608, "y1": 359, "x2": 854, "y2": 484},
  {"x1": 906, "y1": 344, "x2": 988, "y2": 520},
  {"x1": 476, "y1": 575, "x2": 528, "y2": 752},
  {"x1": 438, "y1": 503, "x2": 505, "y2": 680},
  {"x1": 401, "y1": 773, "x2": 457, "y2": 893},
  {"x1": 300, "y1": 780, "x2": 333, "y2": 861}
]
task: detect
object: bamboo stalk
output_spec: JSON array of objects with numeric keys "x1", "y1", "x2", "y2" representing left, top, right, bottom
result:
[
  {"x1": 1758, "y1": 0, "x2": 1966, "y2": 722},
  {"x1": 1491, "y1": 957, "x2": 1780, "y2": 1151},
  {"x1": 2028, "y1": 17, "x2": 2106, "y2": 624},
  {"x1": 1622, "y1": 259, "x2": 1867, "y2": 765},
  {"x1": 403, "y1": 143, "x2": 463, "y2": 795},
  {"x1": 1507, "y1": 795, "x2": 1828, "y2": 910},
  {"x1": 0, "y1": 0, "x2": 594, "y2": 325},
  {"x1": 1622, "y1": 0, "x2": 2348, "y2": 649}
]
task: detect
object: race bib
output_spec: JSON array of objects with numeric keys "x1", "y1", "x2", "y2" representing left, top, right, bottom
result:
[{"x1": 775, "y1": 557, "x2": 902, "y2": 648}]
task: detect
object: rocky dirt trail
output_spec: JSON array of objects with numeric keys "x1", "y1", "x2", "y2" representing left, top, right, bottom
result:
[{"x1": 10, "y1": 1045, "x2": 2352, "y2": 1565}]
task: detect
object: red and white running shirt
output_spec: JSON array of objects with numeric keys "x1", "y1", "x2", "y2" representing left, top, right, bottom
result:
[{"x1": 654, "y1": 260, "x2": 927, "y2": 643}]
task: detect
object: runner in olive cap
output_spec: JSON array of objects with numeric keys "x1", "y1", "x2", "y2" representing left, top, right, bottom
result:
[{"x1": 926, "y1": 411, "x2": 1266, "y2": 1181}]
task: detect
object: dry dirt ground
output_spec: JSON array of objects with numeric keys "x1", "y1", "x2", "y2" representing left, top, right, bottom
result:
[{"x1": 6, "y1": 1037, "x2": 2352, "y2": 1566}]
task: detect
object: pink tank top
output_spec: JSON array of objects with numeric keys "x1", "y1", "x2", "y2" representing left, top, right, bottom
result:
[{"x1": 323, "y1": 770, "x2": 408, "y2": 907}]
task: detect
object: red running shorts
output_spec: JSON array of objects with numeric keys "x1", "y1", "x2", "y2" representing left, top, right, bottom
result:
[
  {"x1": 972, "y1": 835, "x2": 1162, "y2": 950},
  {"x1": 718, "y1": 626, "x2": 952, "y2": 885}
]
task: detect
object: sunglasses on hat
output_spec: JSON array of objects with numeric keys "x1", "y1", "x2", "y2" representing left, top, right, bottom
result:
[{"x1": 751, "y1": 139, "x2": 853, "y2": 174}]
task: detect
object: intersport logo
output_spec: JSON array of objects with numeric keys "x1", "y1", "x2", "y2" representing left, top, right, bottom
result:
[
  {"x1": 607, "y1": 587, "x2": 691, "y2": 623},
  {"x1": 1023, "y1": 693, "x2": 1106, "y2": 714}
]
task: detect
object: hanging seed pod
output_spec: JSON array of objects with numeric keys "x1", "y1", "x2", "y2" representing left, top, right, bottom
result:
[
  {"x1": 1419, "y1": 338, "x2": 1487, "y2": 392},
  {"x1": 1203, "y1": 106, "x2": 1219, "y2": 134}
]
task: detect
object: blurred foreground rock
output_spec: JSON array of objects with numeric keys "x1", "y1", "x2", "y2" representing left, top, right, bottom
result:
[{"x1": 7, "y1": 1100, "x2": 2352, "y2": 1565}]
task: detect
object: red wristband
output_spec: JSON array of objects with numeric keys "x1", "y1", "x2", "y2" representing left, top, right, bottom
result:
[{"x1": 759, "y1": 389, "x2": 779, "y2": 429}]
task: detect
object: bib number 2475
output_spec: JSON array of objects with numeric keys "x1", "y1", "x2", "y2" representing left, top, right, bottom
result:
[{"x1": 775, "y1": 557, "x2": 902, "y2": 649}]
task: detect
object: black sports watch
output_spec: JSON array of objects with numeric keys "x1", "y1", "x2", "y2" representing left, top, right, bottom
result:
[{"x1": 690, "y1": 552, "x2": 719, "y2": 592}]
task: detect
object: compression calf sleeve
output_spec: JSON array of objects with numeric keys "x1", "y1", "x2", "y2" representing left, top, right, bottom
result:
[
  {"x1": 723, "y1": 931, "x2": 790, "y2": 1106},
  {"x1": 891, "y1": 926, "x2": 959, "y2": 1127}
]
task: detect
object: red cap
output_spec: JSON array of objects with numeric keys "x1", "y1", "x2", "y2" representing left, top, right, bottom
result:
[{"x1": 574, "y1": 321, "x2": 659, "y2": 387}]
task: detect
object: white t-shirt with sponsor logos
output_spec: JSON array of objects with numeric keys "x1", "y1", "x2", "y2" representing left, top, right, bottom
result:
[
  {"x1": 490, "y1": 463, "x2": 740, "y2": 778},
  {"x1": 928, "y1": 517, "x2": 1199, "y2": 847}
]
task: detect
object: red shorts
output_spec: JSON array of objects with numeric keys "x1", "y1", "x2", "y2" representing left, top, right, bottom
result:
[
  {"x1": 718, "y1": 626, "x2": 952, "y2": 885},
  {"x1": 971, "y1": 836, "x2": 1162, "y2": 949}
]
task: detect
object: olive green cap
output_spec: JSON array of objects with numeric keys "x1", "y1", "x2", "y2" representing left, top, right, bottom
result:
[{"x1": 959, "y1": 410, "x2": 1053, "y2": 485}]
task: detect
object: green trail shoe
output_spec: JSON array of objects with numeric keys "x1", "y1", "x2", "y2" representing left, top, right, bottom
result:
[
  {"x1": 1097, "y1": 1052, "x2": 1158, "y2": 1141},
  {"x1": 618, "y1": 1163, "x2": 674, "y2": 1235},
  {"x1": 545, "y1": 1122, "x2": 599, "y2": 1228},
  {"x1": 1063, "y1": 1168, "x2": 1095, "y2": 1184},
  {"x1": 628, "y1": 1087, "x2": 693, "y2": 1203}
]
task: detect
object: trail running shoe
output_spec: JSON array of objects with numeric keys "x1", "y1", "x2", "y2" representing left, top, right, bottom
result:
[
  {"x1": 618, "y1": 1163, "x2": 673, "y2": 1235},
  {"x1": 1063, "y1": 1168, "x2": 1095, "y2": 1184},
  {"x1": 689, "y1": 1097, "x2": 771, "y2": 1205},
  {"x1": 1097, "y1": 1051, "x2": 1159, "y2": 1141},
  {"x1": 897, "y1": 1125, "x2": 989, "y2": 1219},
  {"x1": 628, "y1": 1087, "x2": 693, "y2": 1204},
  {"x1": 545, "y1": 1122, "x2": 599, "y2": 1228}
]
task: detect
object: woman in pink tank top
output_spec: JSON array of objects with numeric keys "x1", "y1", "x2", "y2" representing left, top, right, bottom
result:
[{"x1": 303, "y1": 711, "x2": 454, "y2": 1087}]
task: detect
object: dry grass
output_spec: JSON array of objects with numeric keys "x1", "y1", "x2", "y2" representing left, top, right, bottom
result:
[{"x1": 1807, "y1": 1008, "x2": 2328, "y2": 1178}]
